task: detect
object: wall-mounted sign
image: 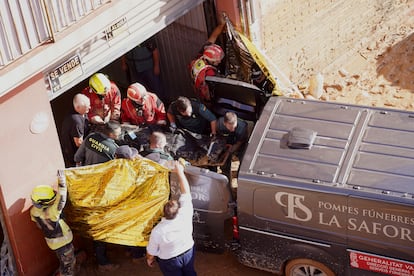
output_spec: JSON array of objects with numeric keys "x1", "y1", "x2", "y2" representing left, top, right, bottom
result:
[
  {"x1": 47, "y1": 54, "x2": 83, "y2": 93},
  {"x1": 105, "y1": 17, "x2": 128, "y2": 42},
  {"x1": 349, "y1": 250, "x2": 414, "y2": 276}
]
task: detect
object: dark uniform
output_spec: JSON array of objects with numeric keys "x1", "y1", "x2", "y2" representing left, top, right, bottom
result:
[
  {"x1": 74, "y1": 132, "x2": 118, "y2": 166},
  {"x1": 60, "y1": 107, "x2": 89, "y2": 167},
  {"x1": 140, "y1": 148, "x2": 173, "y2": 163},
  {"x1": 168, "y1": 99, "x2": 216, "y2": 135},
  {"x1": 125, "y1": 37, "x2": 163, "y2": 99},
  {"x1": 217, "y1": 117, "x2": 248, "y2": 147},
  {"x1": 73, "y1": 131, "x2": 119, "y2": 267}
]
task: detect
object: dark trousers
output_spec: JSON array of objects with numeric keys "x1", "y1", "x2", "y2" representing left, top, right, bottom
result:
[
  {"x1": 157, "y1": 246, "x2": 197, "y2": 276},
  {"x1": 93, "y1": 241, "x2": 109, "y2": 265},
  {"x1": 127, "y1": 245, "x2": 146, "y2": 258},
  {"x1": 55, "y1": 243, "x2": 75, "y2": 276}
]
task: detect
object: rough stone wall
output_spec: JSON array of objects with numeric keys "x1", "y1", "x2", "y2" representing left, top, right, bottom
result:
[
  {"x1": 253, "y1": 0, "x2": 414, "y2": 111},
  {"x1": 258, "y1": 0, "x2": 410, "y2": 85}
]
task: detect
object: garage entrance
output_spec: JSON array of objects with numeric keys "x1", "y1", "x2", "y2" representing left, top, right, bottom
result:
[{"x1": 51, "y1": 1, "x2": 217, "y2": 136}]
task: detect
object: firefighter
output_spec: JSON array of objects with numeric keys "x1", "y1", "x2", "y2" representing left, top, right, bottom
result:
[
  {"x1": 190, "y1": 22, "x2": 225, "y2": 105},
  {"x1": 82, "y1": 73, "x2": 121, "y2": 125},
  {"x1": 121, "y1": 82, "x2": 167, "y2": 126},
  {"x1": 30, "y1": 170, "x2": 75, "y2": 276}
]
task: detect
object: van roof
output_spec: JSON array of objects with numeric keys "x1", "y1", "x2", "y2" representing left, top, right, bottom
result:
[{"x1": 240, "y1": 97, "x2": 414, "y2": 197}]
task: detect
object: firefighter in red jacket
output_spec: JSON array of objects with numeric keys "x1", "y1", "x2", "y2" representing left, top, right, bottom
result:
[
  {"x1": 82, "y1": 73, "x2": 121, "y2": 125},
  {"x1": 121, "y1": 82, "x2": 167, "y2": 126},
  {"x1": 190, "y1": 22, "x2": 225, "y2": 105}
]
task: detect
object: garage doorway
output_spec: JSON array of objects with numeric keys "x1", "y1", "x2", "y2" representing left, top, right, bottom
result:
[{"x1": 51, "y1": 1, "x2": 216, "y2": 136}]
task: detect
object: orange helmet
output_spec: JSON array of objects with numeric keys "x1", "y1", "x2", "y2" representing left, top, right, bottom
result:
[
  {"x1": 127, "y1": 83, "x2": 147, "y2": 103},
  {"x1": 203, "y1": 44, "x2": 224, "y2": 64}
]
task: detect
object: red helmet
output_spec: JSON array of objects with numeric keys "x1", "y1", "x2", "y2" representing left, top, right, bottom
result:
[
  {"x1": 203, "y1": 44, "x2": 224, "y2": 64},
  {"x1": 127, "y1": 83, "x2": 147, "y2": 103}
]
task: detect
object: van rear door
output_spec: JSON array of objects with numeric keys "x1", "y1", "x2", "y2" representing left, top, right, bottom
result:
[{"x1": 170, "y1": 165, "x2": 233, "y2": 253}]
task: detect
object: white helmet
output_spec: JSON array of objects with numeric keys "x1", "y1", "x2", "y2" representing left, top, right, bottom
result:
[{"x1": 127, "y1": 82, "x2": 147, "y2": 103}]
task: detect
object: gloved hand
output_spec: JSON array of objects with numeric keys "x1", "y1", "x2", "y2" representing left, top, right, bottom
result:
[
  {"x1": 210, "y1": 133, "x2": 218, "y2": 142},
  {"x1": 57, "y1": 169, "x2": 66, "y2": 187},
  {"x1": 169, "y1": 123, "x2": 177, "y2": 134},
  {"x1": 178, "y1": 157, "x2": 191, "y2": 167}
]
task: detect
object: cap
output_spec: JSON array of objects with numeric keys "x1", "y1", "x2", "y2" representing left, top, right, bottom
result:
[{"x1": 115, "y1": 145, "x2": 139, "y2": 159}]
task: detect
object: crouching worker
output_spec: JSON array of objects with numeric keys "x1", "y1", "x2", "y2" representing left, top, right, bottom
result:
[
  {"x1": 30, "y1": 169, "x2": 75, "y2": 276},
  {"x1": 146, "y1": 161, "x2": 196, "y2": 276}
]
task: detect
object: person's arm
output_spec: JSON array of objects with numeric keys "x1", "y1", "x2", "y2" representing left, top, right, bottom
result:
[
  {"x1": 167, "y1": 108, "x2": 177, "y2": 125},
  {"x1": 90, "y1": 115, "x2": 106, "y2": 124},
  {"x1": 146, "y1": 253, "x2": 156, "y2": 267},
  {"x1": 152, "y1": 48, "x2": 160, "y2": 76},
  {"x1": 74, "y1": 139, "x2": 86, "y2": 166},
  {"x1": 56, "y1": 169, "x2": 67, "y2": 212},
  {"x1": 172, "y1": 161, "x2": 190, "y2": 194},
  {"x1": 229, "y1": 140, "x2": 244, "y2": 154},
  {"x1": 73, "y1": 136, "x2": 83, "y2": 147},
  {"x1": 210, "y1": 120, "x2": 217, "y2": 136},
  {"x1": 155, "y1": 98, "x2": 167, "y2": 125},
  {"x1": 198, "y1": 102, "x2": 217, "y2": 135},
  {"x1": 167, "y1": 112, "x2": 176, "y2": 123},
  {"x1": 207, "y1": 22, "x2": 225, "y2": 44},
  {"x1": 110, "y1": 83, "x2": 122, "y2": 121},
  {"x1": 121, "y1": 55, "x2": 128, "y2": 72},
  {"x1": 228, "y1": 120, "x2": 249, "y2": 153}
]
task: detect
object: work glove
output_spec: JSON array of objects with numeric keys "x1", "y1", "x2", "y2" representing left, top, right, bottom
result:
[
  {"x1": 169, "y1": 123, "x2": 177, "y2": 134},
  {"x1": 210, "y1": 133, "x2": 218, "y2": 142},
  {"x1": 57, "y1": 169, "x2": 66, "y2": 187}
]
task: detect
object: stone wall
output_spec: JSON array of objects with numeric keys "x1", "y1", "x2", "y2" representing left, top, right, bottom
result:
[{"x1": 256, "y1": 0, "x2": 412, "y2": 86}]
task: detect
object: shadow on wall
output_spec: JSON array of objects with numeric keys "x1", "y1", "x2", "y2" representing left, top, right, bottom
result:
[{"x1": 376, "y1": 32, "x2": 414, "y2": 92}]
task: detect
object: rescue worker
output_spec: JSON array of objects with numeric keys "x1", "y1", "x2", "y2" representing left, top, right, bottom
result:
[
  {"x1": 121, "y1": 82, "x2": 167, "y2": 126},
  {"x1": 140, "y1": 131, "x2": 173, "y2": 164},
  {"x1": 73, "y1": 120, "x2": 121, "y2": 272},
  {"x1": 167, "y1": 96, "x2": 217, "y2": 136},
  {"x1": 216, "y1": 112, "x2": 248, "y2": 156},
  {"x1": 121, "y1": 36, "x2": 164, "y2": 101},
  {"x1": 74, "y1": 120, "x2": 121, "y2": 167},
  {"x1": 216, "y1": 112, "x2": 249, "y2": 194},
  {"x1": 146, "y1": 161, "x2": 196, "y2": 275},
  {"x1": 30, "y1": 170, "x2": 75, "y2": 276},
  {"x1": 60, "y1": 93, "x2": 91, "y2": 168},
  {"x1": 190, "y1": 22, "x2": 225, "y2": 105},
  {"x1": 82, "y1": 73, "x2": 121, "y2": 125}
]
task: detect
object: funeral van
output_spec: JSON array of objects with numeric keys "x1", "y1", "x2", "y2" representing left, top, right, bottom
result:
[{"x1": 172, "y1": 92, "x2": 414, "y2": 276}]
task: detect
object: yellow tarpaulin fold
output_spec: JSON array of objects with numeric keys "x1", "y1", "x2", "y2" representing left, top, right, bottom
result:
[{"x1": 64, "y1": 158, "x2": 170, "y2": 246}]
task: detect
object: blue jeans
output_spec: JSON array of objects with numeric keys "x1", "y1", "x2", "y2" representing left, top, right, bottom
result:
[{"x1": 157, "y1": 246, "x2": 197, "y2": 276}]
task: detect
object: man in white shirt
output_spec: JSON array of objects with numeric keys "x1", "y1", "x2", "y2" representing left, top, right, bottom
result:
[{"x1": 146, "y1": 161, "x2": 196, "y2": 276}]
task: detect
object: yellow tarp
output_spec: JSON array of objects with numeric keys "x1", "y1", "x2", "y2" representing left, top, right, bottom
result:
[{"x1": 64, "y1": 158, "x2": 170, "y2": 247}]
